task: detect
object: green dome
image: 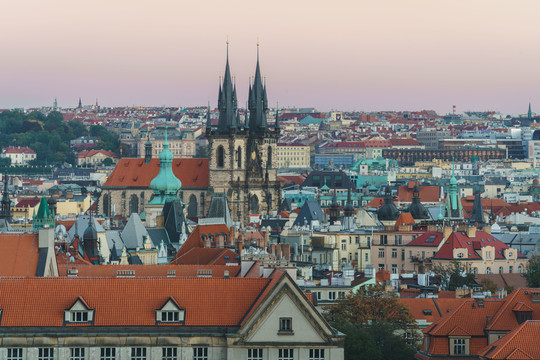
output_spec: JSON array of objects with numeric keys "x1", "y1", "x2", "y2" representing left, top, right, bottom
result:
[{"x1": 150, "y1": 126, "x2": 182, "y2": 203}]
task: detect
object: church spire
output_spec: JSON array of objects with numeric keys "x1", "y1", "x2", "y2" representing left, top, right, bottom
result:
[
  {"x1": 469, "y1": 183, "x2": 484, "y2": 225},
  {"x1": 528, "y1": 101, "x2": 533, "y2": 120},
  {"x1": 0, "y1": 174, "x2": 11, "y2": 221},
  {"x1": 248, "y1": 43, "x2": 268, "y2": 135},
  {"x1": 144, "y1": 128, "x2": 152, "y2": 164},
  {"x1": 217, "y1": 41, "x2": 238, "y2": 133}
]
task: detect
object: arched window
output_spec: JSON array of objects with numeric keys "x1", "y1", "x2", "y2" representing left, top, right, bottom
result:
[
  {"x1": 486, "y1": 267, "x2": 491, "y2": 274},
  {"x1": 249, "y1": 194, "x2": 259, "y2": 214},
  {"x1": 237, "y1": 146, "x2": 242, "y2": 169},
  {"x1": 102, "y1": 193, "x2": 111, "y2": 217},
  {"x1": 140, "y1": 192, "x2": 145, "y2": 205},
  {"x1": 518, "y1": 265, "x2": 523, "y2": 273},
  {"x1": 217, "y1": 146, "x2": 225, "y2": 168},
  {"x1": 188, "y1": 194, "x2": 198, "y2": 218},
  {"x1": 129, "y1": 194, "x2": 139, "y2": 215},
  {"x1": 473, "y1": 267, "x2": 478, "y2": 275},
  {"x1": 267, "y1": 146, "x2": 272, "y2": 168},
  {"x1": 499, "y1": 266, "x2": 503, "y2": 274}
]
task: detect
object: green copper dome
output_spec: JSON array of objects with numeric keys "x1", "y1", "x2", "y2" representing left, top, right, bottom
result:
[{"x1": 149, "y1": 126, "x2": 182, "y2": 204}]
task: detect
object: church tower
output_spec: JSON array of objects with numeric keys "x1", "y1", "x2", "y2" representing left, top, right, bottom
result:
[{"x1": 207, "y1": 44, "x2": 280, "y2": 225}]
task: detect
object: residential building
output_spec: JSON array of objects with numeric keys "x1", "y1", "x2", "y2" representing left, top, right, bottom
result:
[
  {"x1": 0, "y1": 271, "x2": 345, "y2": 359},
  {"x1": 77, "y1": 149, "x2": 119, "y2": 166},
  {"x1": 1, "y1": 146, "x2": 36, "y2": 165},
  {"x1": 276, "y1": 143, "x2": 311, "y2": 168}
]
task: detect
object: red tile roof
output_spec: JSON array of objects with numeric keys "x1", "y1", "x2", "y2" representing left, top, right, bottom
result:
[
  {"x1": 406, "y1": 232, "x2": 444, "y2": 247},
  {"x1": 14, "y1": 198, "x2": 40, "y2": 208},
  {"x1": 2, "y1": 146, "x2": 36, "y2": 154},
  {"x1": 77, "y1": 149, "x2": 118, "y2": 159},
  {"x1": 0, "y1": 233, "x2": 40, "y2": 276},
  {"x1": 433, "y1": 231, "x2": 525, "y2": 260},
  {"x1": 103, "y1": 158, "x2": 209, "y2": 189},
  {"x1": 58, "y1": 263, "x2": 240, "y2": 278},
  {"x1": 479, "y1": 320, "x2": 540, "y2": 359},
  {"x1": 0, "y1": 277, "x2": 271, "y2": 327},
  {"x1": 171, "y1": 247, "x2": 239, "y2": 266},
  {"x1": 398, "y1": 185, "x2": 440, "y2": 203},
  {"x1": 395, "y1": 213, "x2": 415, "y2": 229}
]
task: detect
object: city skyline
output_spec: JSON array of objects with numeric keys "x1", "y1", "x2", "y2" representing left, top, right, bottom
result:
[{"x1": 1, "y1": 0, "x2": 539, "y2": 114}]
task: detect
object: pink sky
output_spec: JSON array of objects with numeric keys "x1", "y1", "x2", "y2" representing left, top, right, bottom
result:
[{"x1": 1, "y1": 0, "x2": 539, "y2": 114}]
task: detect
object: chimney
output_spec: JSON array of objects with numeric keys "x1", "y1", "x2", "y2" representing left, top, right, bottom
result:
[
  {"x1": 467, "y1": 225, "x2": 477, "y2": 239},
  {"x1": 483, "y1": 225, "x2": 491, "y2": 234}
]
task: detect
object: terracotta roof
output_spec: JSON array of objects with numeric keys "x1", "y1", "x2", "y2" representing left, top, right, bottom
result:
[
  {"x1": 14, "y1": 198, "x2": 40, "y2": 208},
  {"x1": 0, "y1": 233, "x2": 40, "y2": 276},
  {"x1": 406, "y1": 232, "x2": 444, "y2": 247},
  {"x1": 2, "y1": 146, "x2": 36, "y2": 154},
  {"x1": 400, "y1": 298, "x2": 466, "y2": 324},
  {"x1": 170, "y1": 224, "x2": 234, "y2": 264},
  {"x1": 77, "y1": 149, "x2": 118, "y2": 159},
  {"x1": 365, "y1": 197, "x2": 384, "y2": 208},
  {"x1": 479, "y1": 320, "x2": 540, "y2": 359},
  {"x1": 475, "y1": 274, "x2": 528, "y2": 291},
  {"x1": 398, "y1": 185, "x2": 440, "y2": 203},
  {"x1": 485, "y1": 288, "x2": 540, "y2": 332},
  {"x1": 433, "y1": 231, "x2": 525, "y2": 260},
  {"x1": 394, "y1": 213, "x2": 415, "y2": 229},
  {"x1": 0, "y1": 277, "x2": 270, "y2": 327},
  {"x1": 57, "y1": 264, "x2": 240, "y2": 278},
  {"x1": 103, "y1": 158, "x2": 209, "y2": 188},
  {"x1": 171, "y1": 248, "x2": 239, "y2": 266}
]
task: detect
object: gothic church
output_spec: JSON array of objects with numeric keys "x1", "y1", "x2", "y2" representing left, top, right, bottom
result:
[{"x1": 206, "y1": 45, "x2": 281, "y2": 225}]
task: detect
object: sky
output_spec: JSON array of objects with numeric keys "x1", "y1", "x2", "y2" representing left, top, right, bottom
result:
[{"x1": 0, "y1": 0, "x2": 539, "y2": 115}]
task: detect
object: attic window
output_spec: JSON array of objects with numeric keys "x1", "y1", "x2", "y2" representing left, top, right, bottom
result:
[
  {"x1": 423, "y1": 310, "x2": 432, "y2": 315},
  {"x1": 156, "y1": 297, "x2": 185, "y2": 324},
  {"x1": 65, "y1": 297, "x2": 94, "y2": 324}
]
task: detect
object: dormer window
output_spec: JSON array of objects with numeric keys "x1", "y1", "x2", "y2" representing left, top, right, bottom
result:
[
  {"x1": 65, "y1": 297, "x2": 94, "y2": 324},
  {"x1": 156, "y1": 297, "x2": 185, "y2": 324}
]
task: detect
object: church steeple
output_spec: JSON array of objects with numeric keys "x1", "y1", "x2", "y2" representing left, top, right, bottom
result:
[
  {"x1": 248, "y1": 44, "x2": 269, "y2": 135},
  {"x1": 77, "y1": 97, "x2": 82, "y2": 109},
  {"x1": 469, "y1": 183, "x2": 484, "y2": 224},
  {"x1": 144, "y1": 128, "x2": 152, "y2": 164},
  {"x1": 0, "y1": 174, "x2": 11, "y2": 221},
  {"x1": 444, "y1": 159, "x2": 463, "y2": 220},
  {"x1": 217, "y1": 42, "x2": 239, "y2": 134},
  {"x1": 149, "y1": 126, "x2": 182, "y2": 205},
  {"x1": 528, "y1": 101, "x2": 533, "y2": 120}
]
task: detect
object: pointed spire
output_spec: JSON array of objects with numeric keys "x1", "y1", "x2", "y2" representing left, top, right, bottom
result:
[
  {"x1": 275, "y1": 102, "x2": 280, "y2": 131},
  {"x1": 206, "y1": 101, "x2": 212, "y2": 132},
  {"x1": 77, "y1": 98, "x2": 82, "y2": 109},
  {"x1": 217, "y1": 41, "x2": 238, "y2": 133},
  {"x1": 437, "y1": 200, "x2": 444, "y2": 220},
  {"x1": 528, "y1": 101, "x2": 533, "y2": 119},
  {"x1": 144, "y1": 128, "x2": 152, "y2": 164}
]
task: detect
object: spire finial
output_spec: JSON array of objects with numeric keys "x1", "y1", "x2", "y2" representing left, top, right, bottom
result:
[
  {"x1": 226, "y1": 36, "x2": 229, "y2": 59},
  {"x1": 164, "y1": 125, "x2": 168, "y2": 146},
  {"x1": 257, "y1": 40, "x2": 260, "y2": 62}
]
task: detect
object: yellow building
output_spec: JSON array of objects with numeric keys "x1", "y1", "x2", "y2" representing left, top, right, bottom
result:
[
  {"x1": 276, "y1": 143, "x2": 311, "y2": 168},
  {"x1": 55, "y1": 194, "x2": 93, "y2": 217},
  {"x1": 77, "y1": 149, "x2": 118, "y2": 166},
  {"x1": 12, "y1": 197, "x2": 41, "y2": 220},
  {"x1": 311, "y1": 231, "x2": 373, "y2": 271}
]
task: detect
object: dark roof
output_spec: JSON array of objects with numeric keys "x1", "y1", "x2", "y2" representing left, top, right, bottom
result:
[{"x1": 293, "y1": 200, "x2": 323, "y2": 227}]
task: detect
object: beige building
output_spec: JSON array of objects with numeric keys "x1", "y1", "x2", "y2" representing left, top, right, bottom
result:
[
  {"x1": 77, "y1": 149, "x2": 119, "y2": 166},
  {"x1": 137, "y1": 127, "x2": 196, "y2": 158},
  {"x1": 311, "y1": 231, "x2": 373, "y2": 271},
  {"x1": 1, "y1": 146, "x2": 36, "y2": 165},
  {"x1": 276, "y1": 143, "x2": 311, "y2": 168},
  {"x1": 55, "y1": 194, "x2": 93, "y2": 217},
  {"x1": 0, "y1": 272, "x2": 345, "y2": 360},
  {"x1": 371, "y1": 229, "x2": 425, "y2": 274}
]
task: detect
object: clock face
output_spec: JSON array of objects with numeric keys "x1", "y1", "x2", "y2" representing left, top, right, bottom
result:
[{"x1": 251, "y1": 151, "x2": 256, "y2": 160}]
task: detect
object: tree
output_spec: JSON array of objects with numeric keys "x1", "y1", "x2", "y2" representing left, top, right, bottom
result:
[
  {"x1": 432, "y1": 260, "x2": 476, "y2": 291},
  {"x1": 526, "y1": 257, "x2": 540, "y2": 287},
  {"x1": 102, "y1": 158, "x2": 113, "y2": 166},
  {"x1": 323, "y1": 286, "x2": 420, "y2": 360}
]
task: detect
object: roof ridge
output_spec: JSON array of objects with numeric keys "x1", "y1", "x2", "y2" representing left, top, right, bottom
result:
[{"x1": 485, "y1": 288, "x2": 523, "y2": 330}]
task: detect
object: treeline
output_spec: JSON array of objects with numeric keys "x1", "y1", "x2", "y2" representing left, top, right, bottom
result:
[{"x1": 0, "y1": 110, "x2": 120, "y2": 166}]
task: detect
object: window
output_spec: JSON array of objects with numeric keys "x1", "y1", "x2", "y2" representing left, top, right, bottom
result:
[
  {"x1": 7, "y1": 348, "x2": 22, "y2": 360},
  {"x1": 422, "y1": 251, "x2": 425, "y2": 259},
  {"x1": 365, "y1": 253, "x2": 369, "y2": 261},
  {"x1": 328, "y1": 292, "x2": 336, "y2": 300},
  {"x1": 39, "y1": 348, "x2": 54, "y2": 360},
  {"x1": 341, "y1": 240, "x2": 346, "y2": 251},
  {"x1": 100, "y1": 348, "x2": 116, "y2": 360},
  {"x1": 278, "y1": 349, "x2": 294, "y2": 360},
  {"x1": 161, "y1": 311, "x2": 180, "y2": 322},
  {"x1": 309, "y1": 349, "x2": 325, "y2": 360},
  {"x1": 216, "y1": 146, "x2": 224, "y2": 168},
  {"x1": 395, "y1": 235, "x2": 402, "y2": 245},
  {"x1": 70, "y1": 348, "x2": 85, "y2": 360},
  {"x1": 518, "y1": 265, "x2": 523, "y2": 273},
  {"x1": 453, "y1": 339, "x2": 467, "y2": 355},
  {"x1": 499, "y1": 267, "x2": 503, "y2": 274},
  {"x1": 193, "y1": 347, "x2": 208, "y2": 360},
  {"x1": 162, "y1": 347, "x2": 177, "y2": 360},
  {"x1": 486, "y1": 267, "x2": 492, "y2": 274},
  {"x1": 401, "y1": 249, "x2": 405, "y2": 260},
  {"x1": 248, "y1": 348, "x2": 263, "y2": 360},
  {"x1": 378, "y1": 248, "x2": 385, "y2": 258},
  {"x1": 380, "y1": 235, "x2": 388, "y2": 245},
  {"x1": 392, "y1": 264, "x2": 398, "y2": 274},
  {"x1": 279, "y1": 317, "x2": 293, "y2": 333},
  {"x1": 378, "y1": 264, "x2": 385, "y2": 270},
  {"x1": 71, "y1": 311, "x2": 89, "y2": 322},
  {"x1": 131, "y1": 348, "x2": 146, "y2": 360},
  {"x1": 509, "y1": 266, "x2": 513, "y2": 273},
  {"x1": 457, "y1": 253, "x2": 464, "y2": 258},
  {"x1": 392, "y1": 249, "x2": 397, "y2": 258}
]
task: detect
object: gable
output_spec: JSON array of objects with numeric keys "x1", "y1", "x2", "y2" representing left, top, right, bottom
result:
[
  {"x1": 245, "y1": 291, "x2": 325, "y2": 344},
  {"x1": 238, "y1": 273, "x2": 338, "y2": 345}
]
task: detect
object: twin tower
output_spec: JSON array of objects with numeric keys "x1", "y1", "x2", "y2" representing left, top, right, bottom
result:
[{"x1": 206, "y1": 45, "x2": 281, "y2": 225}]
